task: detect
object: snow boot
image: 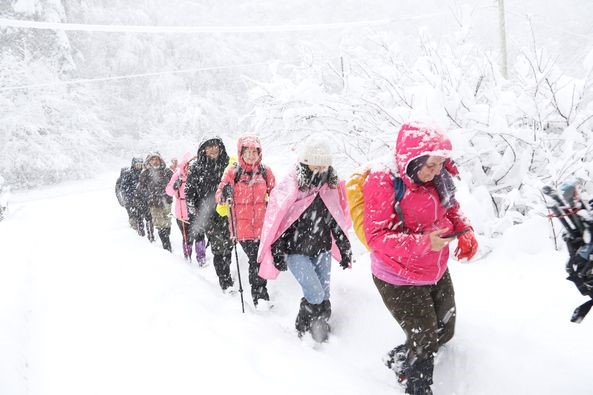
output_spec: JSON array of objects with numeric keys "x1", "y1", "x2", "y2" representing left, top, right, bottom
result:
[
  {"x1": 195, "y1": 239, "x2": 206, "y2": 266},
  {"x1": 213, "y1": 253, "x2": 233, "y2": 291},
  {"x1": 295, "y1": 298, "x2": 315, "y2": 336},
  {"x1": 309, "y1": 302, "x2": 330, "y2": 343},
  {"x1": 251, "y1": 285, "x2": 270, "y2": 307},
  {"x1": 182, "y1": 241, "x2": 193, "y2": 261},
  {"x1": 404, "y1": 355, "x2": 434, "y2": 395},
  {"x1": 146, "y1": 220, "x2": 155, "y2": 242},
  {"x1": 137, "y1": 218, "x2": 146, "y2": 237},
  {"x1": 158, "y1": 228, "x2": 172, "y2": 252},
  {"x1": 384, "y1": 344, "x2": 409, "y2": 386}
]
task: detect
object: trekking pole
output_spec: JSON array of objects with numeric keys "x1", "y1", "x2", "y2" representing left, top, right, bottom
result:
[{"x1": 228, "y1": 199, "x2": 245, "y2": 313}]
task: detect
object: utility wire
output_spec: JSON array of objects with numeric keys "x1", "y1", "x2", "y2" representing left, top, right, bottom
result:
[
  {"x1": 0, "y1": 60, "x2": 289, "y2": 92},
  {"x1": 0, "y1": 17, "x2": 394, "y2": 33}
]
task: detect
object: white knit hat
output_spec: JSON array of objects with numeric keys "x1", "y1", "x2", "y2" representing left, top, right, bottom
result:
[{"x1": 298, "y1": 135, "x2": 333, "y2": 167}]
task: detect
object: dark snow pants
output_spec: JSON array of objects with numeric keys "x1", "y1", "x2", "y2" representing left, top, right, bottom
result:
[
  {"x1": 373, "y1": 269, "x2": 456, "y2": 359},
  {"x1": 239, "y1": 240, "x2": 269, "y2": 302},
  {"x1": 206, "y1": 214, "x2": 233, "y2": 289}
]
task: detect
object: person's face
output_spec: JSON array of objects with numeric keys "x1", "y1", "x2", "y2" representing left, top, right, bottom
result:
[
  {"x1": 149, "y1": 156, "x2": 161, "y2": 168},
  {"x1": 133, "y1": 163, "x2": 142, "y2": 171},
  {"x1": 205, "y1": 144, "x2": 220, "y2": 159},
  {"x1": 241, "y1": 147, "x2": 260, "y2": 165},
  {"x1": 417, "y1": 155, "x2": 446, "y2": 182},
  {"x1": 307, "y1": 165, "x2": 329, "y2": 173}
]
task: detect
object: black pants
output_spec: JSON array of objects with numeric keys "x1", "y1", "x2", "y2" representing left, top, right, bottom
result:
[
  {"x1": 373, "y1": 269, "x2": 456, "y2": 360},
  {"x1": 239, "y1": 240, "x2": 268, "y2": 301}
]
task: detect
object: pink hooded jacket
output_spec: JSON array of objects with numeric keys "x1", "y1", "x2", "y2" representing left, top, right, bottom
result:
[
  {"x1": 215, "y1": 136, "x2": 276, "y2": 241},
  {"x1": 257, "y1": 166, "x2": 352, "y2": 280},
  {"x1": 166, "y1": 153, "x2": 194, "y2": 221},
  {"x1": 363, "y1": 123, "x2": 471, "y2": 285}
]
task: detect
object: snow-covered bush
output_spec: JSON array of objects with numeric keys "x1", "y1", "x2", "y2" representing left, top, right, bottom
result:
[{"x1": 243, "y1": 31, "x2": 593, "y2": 237}]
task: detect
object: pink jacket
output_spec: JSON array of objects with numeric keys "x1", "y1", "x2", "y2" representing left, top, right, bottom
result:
[
  {"x1": 166, "y1": 153, "x2": 194, "y2": 221},
  {"x1": 215, "y1": 136, "x2": 276, "y2": 241},
  {"x1": 257, "y1": 167, "x2": 352, "y2": 280},
  {"x1": 363, "y1": 124, "x2": 471, "y2": 285}
]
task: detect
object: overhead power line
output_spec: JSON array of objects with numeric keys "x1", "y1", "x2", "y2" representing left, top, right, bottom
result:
[
  {"x1": 0, "y1": 17, "x2": 395, "y2": 33},
  {"x1": 0, "y1": 60, "x2": 288, "y2": 92}
]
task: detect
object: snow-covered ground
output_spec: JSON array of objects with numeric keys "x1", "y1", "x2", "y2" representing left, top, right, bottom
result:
[{"x1": 1, "y1": 170, "x2": 591, "y2": 395}]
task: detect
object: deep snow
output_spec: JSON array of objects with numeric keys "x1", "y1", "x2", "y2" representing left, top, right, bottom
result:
[{"x1": 0, "y1": 169, "x2": 591, "y2": 395}]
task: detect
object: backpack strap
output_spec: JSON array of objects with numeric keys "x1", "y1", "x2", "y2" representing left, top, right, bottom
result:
[
  {"x1": 234, "y1": 163, "x2": 268, "y2": 186},
  {"x1": 391, "y1": 173, "x2": 406, "y2": 231}
]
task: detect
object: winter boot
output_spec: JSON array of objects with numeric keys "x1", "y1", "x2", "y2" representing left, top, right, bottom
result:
[
  {"x1": 319, "y1": 300, "x2": 331, "y2": 321},
  {"x1": 146, "y1": 220, "x2": 155, "y2": 242},
  {"x1": 195, "y1": 239, "x2": 206, "y2": 266},
  {"x1": 309, "y1": 302, "x2": 330, "y2": 343},
  {"x1": 158, "y1": 228, "x2": 172, "y2": 252},
  {"x1": 213, "y1": 254, "x2": 233, "y2": 291},
  {"x1": 137, "y1": 218, "x2": 146, "y2": 237},
  {"x1": 384, "y1": 344, "x2": 409, "y2": 386},
  {"x1": 295, "y1": 298, "x2": 315, "y2": 336},
  {"x1": 251, "y1": 285, "x2": 270, "y2": 308},
  {"x1": 404, "y1": 355, "x2": 434, "y2": 395},
  {"x1": 182, "y1": 241, "x2": 193, "y2": 261}
]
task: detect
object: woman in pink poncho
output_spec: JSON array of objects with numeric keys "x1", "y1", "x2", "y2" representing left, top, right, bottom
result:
[{"x1": 257, "y1": 134, "x2": 352, "y2": 339}]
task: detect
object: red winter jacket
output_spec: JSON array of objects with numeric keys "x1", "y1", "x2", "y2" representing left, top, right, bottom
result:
[
  {"x1": 363, "y1": 123, "x2": 471, "y2": 285},
  {"x1": 215, "y1": 136, "x2": 276, "y2": 241}
]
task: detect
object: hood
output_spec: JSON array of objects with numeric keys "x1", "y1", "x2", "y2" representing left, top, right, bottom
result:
[
  {"x1": 196, "y1": 137, "x2": 229, "y2": 165},
  {"x1": 131, "y1": 157, "x2": 144, "y2": 169},
  {"x1": 237, "y1": 135, "x2": 262, "y2": 170},
  {"x1": 178, "y1": 152, "x2": 195, "y2": 175},
  {"x1": 395, "y1": 123, "x2": 452, "y2": 178},
  {"x1": 145, "y1": 152, "x2": 165, "y2": 169}
]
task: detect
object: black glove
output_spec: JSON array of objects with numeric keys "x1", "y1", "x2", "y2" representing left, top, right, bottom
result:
[
  {"x1": 173, "y1": 179, "x2": 182, "y2": 190},
  {"x1": 222, "y1": 184, "x2": 234, "y2": 203},
  {"x1": 273, "y1": 253, "x2": 287, "y2": 271},
  {"x1": 339, "y1": 255, "x2": 351, "y2": 270}
]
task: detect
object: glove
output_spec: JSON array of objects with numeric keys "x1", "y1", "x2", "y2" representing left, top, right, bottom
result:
[
  {"x1": 173, "y1": 179, "x2": 182, "y2": 190},
  {"x1": 339, "y1": 257, "x2": 351, "y2": 270},
  {"x1": 222, "y1": 184, "x2": 234, "y2": 203},
  {"x1": 273, "y1": 253, "x2": 287, "y2": 271},
  {"x1": 454, "y1": 230, "x2": 478, "y2": 261}
]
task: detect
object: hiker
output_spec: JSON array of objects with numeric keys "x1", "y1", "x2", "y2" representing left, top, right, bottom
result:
[
  {"x1": 363, "y1": 123, "x2": 478, "y2": 395},
  {"x1": 166, "y1": 152, "x2": 207, "y2": 264},
  {"x1": 137, "y1": 152, "x2": 173, "y2": 251},
  {"x1": 215, "y1": 135, "x2": 276, "y2": 308},
  {"x1": 116, "y1": 157, "x2": 154, "y2": 240},
  {"x1": 185, "y1": 137, "x2": 234, "y2": 291},
  {"x1": 257, "y1": 134, "x2": 352, "y2": 340}
]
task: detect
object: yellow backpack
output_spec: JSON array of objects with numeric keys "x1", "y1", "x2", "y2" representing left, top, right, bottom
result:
[{"x1": 345, "y1": 169, "x2": 406, "y2": 251}]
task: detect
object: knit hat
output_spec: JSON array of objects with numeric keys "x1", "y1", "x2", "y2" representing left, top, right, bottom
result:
[{"x1": 298, "y1": 135, "x2": 332, "y2": 167}]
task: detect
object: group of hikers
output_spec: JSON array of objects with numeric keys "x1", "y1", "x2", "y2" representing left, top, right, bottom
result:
[{"x1": 115, "y1": 123, "x2": 479, "y2": 395}]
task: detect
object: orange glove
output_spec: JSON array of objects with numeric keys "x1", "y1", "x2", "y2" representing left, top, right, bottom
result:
[{"x1": 454, "y1": 230, "x2": 478, "y2": 261}]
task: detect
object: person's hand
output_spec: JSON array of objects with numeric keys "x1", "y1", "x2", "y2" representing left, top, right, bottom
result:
[
  {"x1": 222, "y1": 184, "x2": 234, "y2": 203},
  {"x1": 429, "y1": 229, "x2": 451, "y2": 252},
  {"x1": 173, "y1": 179, "x2": 182, "y2": 190},
  {"x1": 454, "y1": 230, "x2": 478, "y2": 261},
  {"x1": 273, "y1": 254, "x2": 287, "y2": 271},
  {"x1": 339, "y1": 257, "x2": 351, "y2": 270}
]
